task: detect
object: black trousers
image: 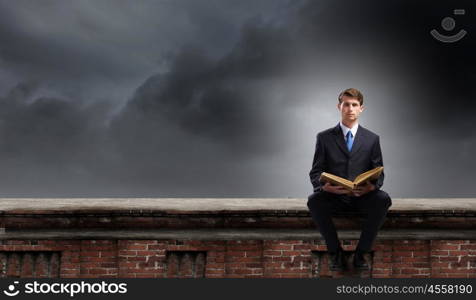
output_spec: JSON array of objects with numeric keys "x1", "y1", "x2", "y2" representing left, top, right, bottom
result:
[{"x1": 307, "y1": 189, "x2": 392, "y2": 253}]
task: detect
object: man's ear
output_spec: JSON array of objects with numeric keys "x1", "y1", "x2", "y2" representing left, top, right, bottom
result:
[
  {"x1": 337, "y1": 102, "x2": 341, "y2": 111},
  {"x1": 360, "y1": 105, "x2": 365, "y2": 112}
]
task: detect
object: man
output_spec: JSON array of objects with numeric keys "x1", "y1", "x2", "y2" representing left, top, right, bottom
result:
[{"x1": 307, "y1": 88, "x2": 392, "y2": 271}]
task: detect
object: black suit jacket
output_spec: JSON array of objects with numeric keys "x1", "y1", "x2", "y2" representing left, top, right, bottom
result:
[{"x1": 309, "y1": 124, "x2": 385, "y2": 192}]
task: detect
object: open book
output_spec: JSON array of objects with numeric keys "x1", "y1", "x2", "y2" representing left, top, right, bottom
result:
[{"x1": 319, "y1": 167, "x2": 384, "y2": 191}]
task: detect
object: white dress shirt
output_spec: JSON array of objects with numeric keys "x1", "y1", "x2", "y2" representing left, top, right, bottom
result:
[{"x1": 339, "y1": 122, "x2": 359, "y2": 142}]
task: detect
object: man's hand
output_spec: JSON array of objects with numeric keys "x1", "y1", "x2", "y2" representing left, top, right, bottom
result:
[
  {"x1": 352, "y1": 181, "x2": 376, "y2": 197},
  {"x1": 322, "y1": 182, "x2": 352, "y2": 195}
]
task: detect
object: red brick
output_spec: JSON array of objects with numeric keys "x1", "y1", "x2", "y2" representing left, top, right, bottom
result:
[
  {"x1": 118, "y1": 262, "x2": 137, "y2": 268},
  {"x1": 80, "y1": 251, "x2": 100, "y2": 257},
  {"x1": 263, "y1": 250, "x2": 282, "y2": 256},
  {"x1": 205, "y1": 269, "x2": 225, "y2": 275},
  {"x1": 399, "y1": 269, "x2": 420, "y2": 275},
  {"x1": 437, "y1": 268, "x2": 472, "y2": 274},
  {"x1": 84, "y1": 257, "x2": 116, "y2": 263},
  {"x1": 270, "y1": 256, "x2": 293, "y2": 262},
  {"x1": 228, "y1": 241, "x2": 261, "y2": 246},
  {"x1": 281, "y1": 251, "x2": 306, "y2": 256},
  {"x1": 125, "y1": 244, "x2": 148, "y2": 250},
  {"x1": 433, "y1": 245, "x2": 460, "y2": 250},
  {"x1": 401, "y1": 257, "x2": 429, "y2": 263},
  {"x1": 227, "y1": 245, "x2": 262, "y2": 251},
  {"x1": 371, "y1": 269, "x2": 392, "y2": 274},
  {"x1": 244, "y1": 274, "x2": 264, "y2": 278},
  {"x1": 245, "y1": 251, "x2": 262, "y2": 258},
  {"x1": 227, "y1": 269, "x2": 255, "y2": 275},
  {"x1": 442, "y1": 240, "x2": 468, "y2": 245},
  {"x1": 293, "y1": 245, "x2": 310, "y2": 250},
  {"x1": 99, "y1": 251, "x2": 117, "y2": 258},
  {"x1": 264, "y1": 262, "x2": 285, "y2": 268},
  {"x1": 270, "y1": 268, "x2": 308, "y2": 273},
  {"x1": 227, "y1": 257, "x2": 261, "y2": 263},
  {"x1": 147, "y1": 245, "x2": 167, "y2": 250},
  {"x1": 118, "y1": 250, "x2": 137, "y2": 257},
  {"x1": 412, "y1": 251, "x2": 428, "y2": 257},
  {"x1": 245, "y1": 263, "x2": 263, "y2": 268},
  {"x1": 60, "y1": 269, "x2": 79, "y2": 275},
  {"x1": 393, "y1": 245, "x2": 429, "y2": 251},
  {"x1": 412, "y1": 263, "x2": 430, "y2": 268},
  {"x1": 448, "y1": 251, "x2": 469, "y2": 256},
  {"x1": 445, "y1": 274, "x2": 472, "y2": 278},
  {"x1": 82, "y1": 245, "x2": 115, "y2": 251},
  {"x1": 226, "y1": 251, "x2": 246, "y2": 257},
  {"x1": 373, "y1": 274, "x2": 392, "y2": 278},
  {"x1": 431, "y1": 250, "x2": 450, "y2": 256},
  {"x1": 392, "y1": 251, "x2": 413, "y2": 257},
  {"x1": 265, "y1": 245, "x2": 293, "y2": 250},
  {"x1": 60, "y1": 263, "x2": 78, "y2": 269},
  {"x1": 372, "y1": 263, "x2": 391, "y2": 269},
  {"x1": 431, "y1": 262, "x2": 451, "y2": 268},
  {"x1": 126, "y1": 256, "x2": 147, "y2": 262},
  {"x1": 99, "y1": 263, "x2": 117, "y2": 268},
  {"x1": 223, "y1": 263, "x2": 246, "y2": 269},
  {"x1": 205, "y1": 263, "x2": 224, "y2": 269},
  {"x1": 392, "y1": 263, "x2": 416, "y2": 268},
  {"x1": 438, "y1": 256, "x2": 460, "y2": 262},
  {"x1": 135, "y1": 251, "x2": 160, "y2": 256}
]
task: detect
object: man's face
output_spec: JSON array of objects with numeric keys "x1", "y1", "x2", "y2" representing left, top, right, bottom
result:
[{"x1": 337, "y1": 96, "x2": 364, "y2": 123}]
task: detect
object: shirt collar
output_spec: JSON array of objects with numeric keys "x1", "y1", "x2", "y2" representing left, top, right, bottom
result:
[{"x1": 339, "y1": 121, "x2": 359, "y2": 138}]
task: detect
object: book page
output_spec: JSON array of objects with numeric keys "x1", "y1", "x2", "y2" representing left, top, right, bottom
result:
[
  {"x1": 320, "y1": 172, "x2": 354, "y2": 190},
  {"x1": 353, "y1": 167, "x2": 384, "y2": 186}
]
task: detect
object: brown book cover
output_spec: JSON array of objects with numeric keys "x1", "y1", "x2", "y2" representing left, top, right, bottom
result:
[{"x1": 319, "y1": 167, "x2": 384, "y2": 191}]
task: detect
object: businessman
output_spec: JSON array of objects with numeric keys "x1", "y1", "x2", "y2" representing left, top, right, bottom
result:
[{"x1": 307, "y1": 88, "x2": 392, "y2": 271}]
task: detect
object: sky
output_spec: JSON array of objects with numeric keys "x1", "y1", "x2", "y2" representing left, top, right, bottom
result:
[{"x1": 0, "y1": 0, "x2": 474, "y2": 197}]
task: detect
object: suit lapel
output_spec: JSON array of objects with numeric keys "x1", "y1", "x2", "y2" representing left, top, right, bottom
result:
[
  {"x1": 349, "y1": 125, "x2": 365, "y2": 156},
  {"x1": 332, "y1": 124, "x2": 350, "y2": 157}
]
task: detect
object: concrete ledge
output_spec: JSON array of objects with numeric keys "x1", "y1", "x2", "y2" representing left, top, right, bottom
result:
[
  {"x1": 0, "y1": 198, "x2": 475, "y2": 214},
  {"x1": 1, "y1": 198, "x2": 475, "y2": 231},
  {"x1": 1, "y1": 198, "x2": 475, "y2": 230}
]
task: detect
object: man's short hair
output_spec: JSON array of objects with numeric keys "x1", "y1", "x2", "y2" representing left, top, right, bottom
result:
[{"x1": 338, "y1": 88, "x2": 363, "y2": 105}]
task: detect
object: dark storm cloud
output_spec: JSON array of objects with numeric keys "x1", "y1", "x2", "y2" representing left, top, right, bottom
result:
[
  {"x1": 0, "y1": 82, "x2": 113, "y2": 194},
  {"x1": 107, "y1": 23, "x2": 301, "y2": 195},
  {"x1": 0, "y1": 0, "x2": 474, "y2": 197},
  {"x1": 0, "y1": 0, "x2": 293, "y2": 78},
  {"x1": 121, "y1": 24, "x2": 295, "y2": 144},
  {"x1": 0, "y1": 0, "x2": 299, "y2": 196},
  {"x1": 0, "y1": 0, "x2": 292, "y2": 106}
]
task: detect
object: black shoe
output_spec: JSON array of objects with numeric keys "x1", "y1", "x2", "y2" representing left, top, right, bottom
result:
[
  {"x1": 353, "y1": 251, "x2": 369, "y2": 271},
  {"x1": 329, "y1": 248, "x2": 346, "y2": 271}
]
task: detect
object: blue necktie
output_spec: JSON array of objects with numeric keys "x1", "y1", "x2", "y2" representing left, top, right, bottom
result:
[{"x1": 346, "y1": 131, "x2": 354, "y2": 151}]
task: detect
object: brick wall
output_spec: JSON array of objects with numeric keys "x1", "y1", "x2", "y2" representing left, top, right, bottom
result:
[
  {"x1": 0, "y1": 239, "x2": 475, "y2": 278},
  {"x1": 0, "y1": 198, "x2": 475, "y2": 278}
]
